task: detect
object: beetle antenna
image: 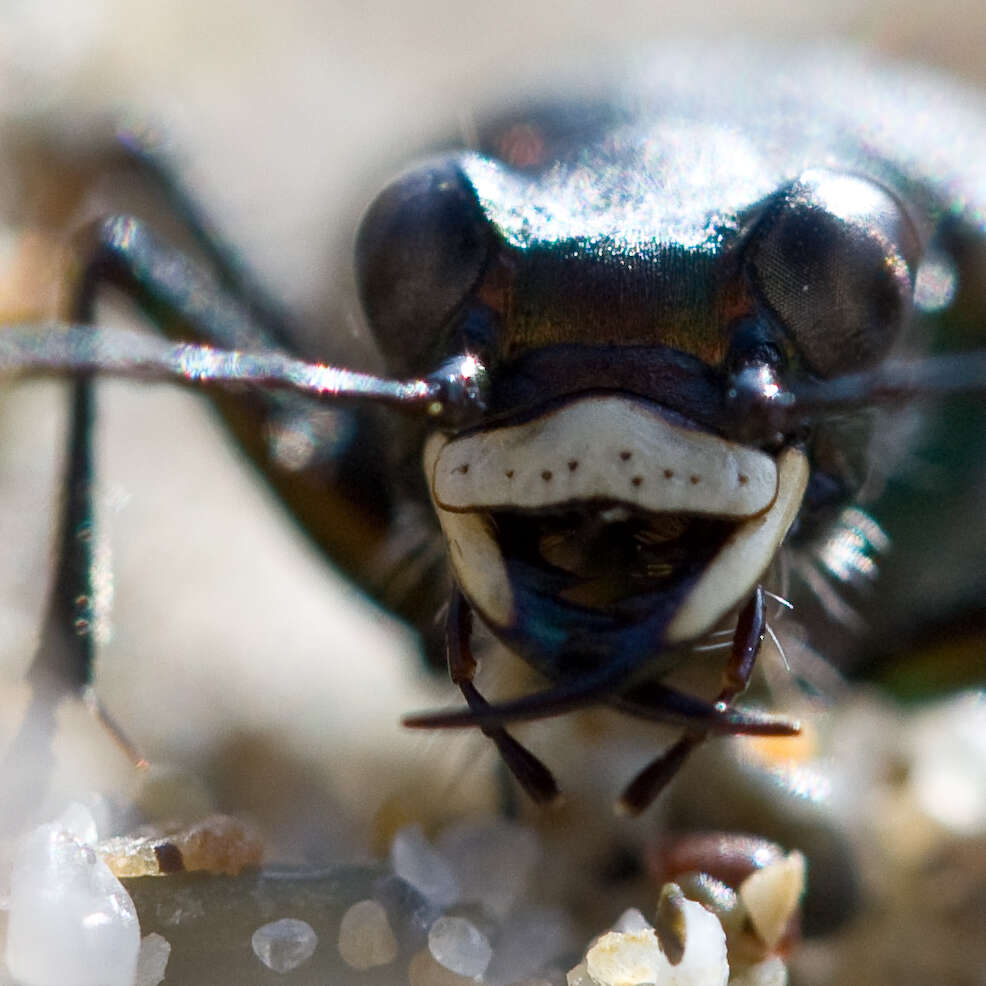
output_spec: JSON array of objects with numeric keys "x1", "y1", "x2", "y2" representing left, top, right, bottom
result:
[
  {"x1": 0, "y1": 324, "x2": 488, "y2": 423},
  {"x1": 731, "y1": 350, "x2": 986, "y2": 437},
  {"x1": 794, "y1": 350, "x2": 986, "y2": 412}
]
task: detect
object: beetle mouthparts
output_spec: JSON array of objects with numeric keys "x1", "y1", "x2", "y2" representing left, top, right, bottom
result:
[{"x1": 432, "y1": 393, "x2": 777, "y2": 518}]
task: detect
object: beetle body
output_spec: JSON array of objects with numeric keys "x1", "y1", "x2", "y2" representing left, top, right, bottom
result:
[
  {"x1": 341, "y1": 45, "x2": 986, "y2": 803},
  {"x1": 4, "y1": 43, "x2": 986, "y2": 813}
]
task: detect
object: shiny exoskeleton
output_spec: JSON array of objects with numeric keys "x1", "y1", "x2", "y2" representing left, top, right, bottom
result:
[{"x1": 6, "y1": 44, "x2": 986, "y2": 814}]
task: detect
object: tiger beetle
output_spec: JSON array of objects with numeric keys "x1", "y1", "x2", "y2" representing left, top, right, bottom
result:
[{"x1": 3, "y1": 44, "x2": 986, "y2": 816}]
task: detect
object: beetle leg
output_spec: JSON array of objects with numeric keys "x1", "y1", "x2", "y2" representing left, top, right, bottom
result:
[
  {"x1": 31, "y1": 379, "x2": 97, "y2": 701},
  {"x1": 0, "y1": 373, "x2": 149, "y2": 833},
  {"x1": 61, "y1": 213, "x2": 453, "y2": 652},
  {"x1": 109, "y1": 129, "x2": 297, "y2": 350},
  {"x1": 29, "y1": 359, "x2": 149, "y2": 767},
  {"x1": 0, "y1": 380, "x2": 96, "y2": 832},
  {"x1": 71, "y1": 214, "x2": 293, "y2": 355},
  {"x1": 21, "y1": 212, "x2": 395, "y2": 754},
  {"x1": 617, "y1": 586, "x2": 774, "y2": 815},
  {"x1": 444, "y1": 591, "x2": 560, "y2": 805},
  {"x1": 8, "y1": 217, "x2": 260, "y2": 762}
]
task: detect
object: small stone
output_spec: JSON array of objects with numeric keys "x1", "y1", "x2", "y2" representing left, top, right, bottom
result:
[
  {"x1": 585, "y1": 929, "x2": 663, "y2": 986},
  {"x1": 428, "y1": 915, "x2": 493, "y2": 978},
  {"x1": 134, "y1": 933, "x2": 172, "y2": 986},
  {"x1": 738, "y1": 852, "x2": 805, "y2": 950},
  {"x1": 98, "y1": 814, "x2": 263, "y2": 878},
  {"x1": 437, "y1": 818, "x2": 540, "y2": 919},
  {"x1": 581, "y1": 896, "x2": 728, "y2": 986},
  {"x1": 391, "y1": 825, "x2": 459, "y2": 909},
  {"x1": 373, "y1": 872, "x2": 443, "y2": 937},
  {"x1": 409, "y1": 948, "x2": 477, "y2": 986},
  {"x1": 56, "y1": 802, "x2": 99, "y2": 846},
  {"x1": 4, "y1": 823, "x2": 140, "y2": 986},
  {"x1": 485, "y1": 907, "x2": 574, "y2": 985},
  {"x1": 337, "y1": 899, "x2": 399, "y2": 970},
  {"x1": 567, "y1": 961, "x2": 593, "y2": 986},
  {"x1": 727, "y1": 955, "x2": 788, "y2": 986},
  {"x1": 251, "y1": 917, "x2": 318, "y2": 973},
  {"x1": 612, "y1": 908, "x2": 653, "y2": 933},
  {"x1": 668, "y1": 915, "x2": 730, "y2": 986},
  {"x1": 910, "y1": 691, "x2": 986, "y2": 835}
]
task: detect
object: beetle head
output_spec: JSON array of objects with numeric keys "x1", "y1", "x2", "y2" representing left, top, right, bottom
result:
[{"x1": 354, "y1": 142, "x2": 922, "y2": 671}]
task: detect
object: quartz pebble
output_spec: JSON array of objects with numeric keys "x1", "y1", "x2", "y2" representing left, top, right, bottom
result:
[
  {"x1": 98, "y1": 814, "x2": 263, "y2": 878},
  {"x1": 391, "y1": 825, "x2": 460, "y2": 909},
  {"x1": 4, "y1": 822, "x2": 140, "y2": 986},
  {"x1": 55, "y1": 802, "x2": 99, "y2": 846},
  {"x1": 437, "y1": 818, "x2": 540, "y2": 919},
  {"x1": 134, "y1": 933, "x2": 172, "y2": 986},
  {"x1": 409, "y1": 948, "x2": 478, "y2": 986},
  {"x1": 251, "y1": 917, "x2": 318, "y2": 973},
  {"x1": 428, "y1": 915, "x2": 493, "y2": 978},
  {"x1": 373, "y1": 872, "x2": 443, "y2": 936},
  {"x1": 585, "y1": 930, "x2": 665, "y2": 986},
  {"x1": 567, "y1": 961, "x2": 593, "y2": 986},
  {"x1": 612, "y1": 907, "x2": 653, "y2": 933},
  {"x1": 485, "y1": 907, "x2": 574, "y2": 985},
  {"x1": 337, "y1": 899, "x2": 399, "y2": 970},
  {"x1": 727, "y1": 956, "x2": 788, "y2": 986},
  {"x1": 580, "y1": 893, "x2": 728, "y2": 986},
  {"x1": 910, "y1": 691, "x2": 986, "y2": 835},
  {"x1": 738, "y1": 852, "x2": 805, "y2": 950}
]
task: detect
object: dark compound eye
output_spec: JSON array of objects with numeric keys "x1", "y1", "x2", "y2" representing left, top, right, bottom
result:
[
  {"x1": 746, "y1": 170, "x2": 922, "y2": 378},
  {"x1": 355, "y1": 159, "x2": 492, "y2": 376}
]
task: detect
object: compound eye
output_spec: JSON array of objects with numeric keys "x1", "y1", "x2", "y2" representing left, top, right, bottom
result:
[
  {"x1": 356, "y1": 159, "x2": 491, "y2": 376},
  {"x1": 747, "y1": 170, "x2": 922, "y2": 378}
]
